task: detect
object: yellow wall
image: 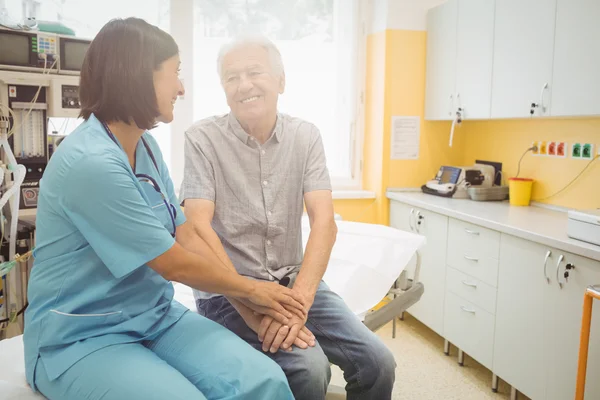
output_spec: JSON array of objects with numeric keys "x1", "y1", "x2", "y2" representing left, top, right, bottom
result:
[
  {"x1": 336, "y1": 29, "x2": 466, "y2": 224},
  {"x1": 332, "y1": 198, "x2": 378, "y2": 223},
  {"x1": 462, "y1": 119, "x2": 600, "y2": 210},
  {"x1": 335, "y1": 28, "x2": 600, "y2": 223},
  {"x1": 384, "y1": 30, "x2": 465, "y2": 190}
]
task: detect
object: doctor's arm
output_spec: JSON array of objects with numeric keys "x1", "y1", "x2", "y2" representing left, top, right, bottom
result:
[
  {"x1": 147, "y1": 241, "x2": 305, "y2": 325},
  {"x1": 180, "y1": 200, "x2": 309, "y2": 322},
  {"x1": 181, "y1": 200, "x2": 315, "y2": 351},
  {"x1": 178, "y1": 200, "x2": 263, "y2": 318}
]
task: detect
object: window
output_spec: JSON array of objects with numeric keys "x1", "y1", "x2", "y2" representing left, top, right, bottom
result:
[
  {"x1": 192, "y1": 0, "x2": 363, "y2": 188},
  {"x1": 2, "y1": 0, "x2": 365, "y2": 190}
]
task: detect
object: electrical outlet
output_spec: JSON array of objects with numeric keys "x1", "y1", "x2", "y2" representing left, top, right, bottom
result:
[
  {"x1": 572, "y1": 143, "x2": 582, "y2": 158},
  {"x1": 532, "y1": 141, "x2": 540, "y2": 155},
  {"x1": 582, "y1": 143, "x2": 594, "y2": 159},
  {"x1": 540, "y1": 141, "x2": 548, "y2": 155},
  {"x1": 548, "y1": 141, "x2": 557, "y2": 156},
  {"x1": 557, "y1": 142, "x2": 567, "y2": 157}
]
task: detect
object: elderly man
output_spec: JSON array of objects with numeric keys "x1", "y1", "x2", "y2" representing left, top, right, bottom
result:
[{"x1": 180, "y1": 36, "x2": 396, "y2": 400}]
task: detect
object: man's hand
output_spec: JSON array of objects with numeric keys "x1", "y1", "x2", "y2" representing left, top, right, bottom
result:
[
  {"x1": 258, "y1": 314, "x2": 315, "y2": 353},
  {"x1": 237, "y1": 280, "x2": 309, "y2": 325}
]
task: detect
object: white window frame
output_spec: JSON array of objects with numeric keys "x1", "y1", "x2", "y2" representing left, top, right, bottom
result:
[{"x1": 169, "y1": 0, "x2": 366, "y2": 193}]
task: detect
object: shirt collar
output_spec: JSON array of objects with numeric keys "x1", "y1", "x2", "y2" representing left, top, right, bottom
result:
[{"x1": 228, "y1": 113, "x2": 284, "y2": 145}]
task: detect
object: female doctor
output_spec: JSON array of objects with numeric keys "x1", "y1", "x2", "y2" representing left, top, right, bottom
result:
[{"x1": 23, "y1": 18, "x2": 306, "y2": 400}]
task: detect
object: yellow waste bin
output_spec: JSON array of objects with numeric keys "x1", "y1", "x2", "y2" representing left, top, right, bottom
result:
[{"x1": 508, "y1": 178, "x2": 534, "y2": 206}]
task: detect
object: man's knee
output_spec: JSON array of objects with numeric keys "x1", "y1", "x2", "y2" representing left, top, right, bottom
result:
[
  {"x1": 360, "y1": 339, "x2": 396, "y2": 389},
  {"x1": 283, "y1": 347, "x2": 332, "y2": 399}
]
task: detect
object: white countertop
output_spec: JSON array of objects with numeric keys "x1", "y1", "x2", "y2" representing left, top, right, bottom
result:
[{"x1": 386, "y1": 190, "x2": 600, "y2": 262}]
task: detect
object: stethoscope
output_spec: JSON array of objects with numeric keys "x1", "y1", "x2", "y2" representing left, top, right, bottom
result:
[{"x1": 102, "y1": 122, "x2": 177, "y2": 238}]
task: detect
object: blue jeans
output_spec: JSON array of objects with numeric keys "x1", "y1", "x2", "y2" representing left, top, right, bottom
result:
[
  {"x1": 197, "y1": 281, "x2": 396, "y2": 400},
  {"x1": 34, "y1": 311, "x2": 293, "y2": 400}
]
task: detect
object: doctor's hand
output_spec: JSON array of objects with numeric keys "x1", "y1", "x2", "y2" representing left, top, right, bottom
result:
[
  {"x1": 258, "y1": 315, "x2": 315, "y2": 353},
  {"x1": 239, "y1": 281, "x2": 308, "y2": 326}
]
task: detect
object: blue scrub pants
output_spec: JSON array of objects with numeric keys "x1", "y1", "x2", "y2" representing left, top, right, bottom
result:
[{"x1": 34, "y1": 311, "x2": 293, "y2": 400}]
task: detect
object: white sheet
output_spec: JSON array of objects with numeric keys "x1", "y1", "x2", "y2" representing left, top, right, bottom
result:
[
  {"x1": 302, "y1": 219, "x2": 426, "y2": 318},
  {"x1": 0, "y1": 335, "x2": 45, "y2": 400}
]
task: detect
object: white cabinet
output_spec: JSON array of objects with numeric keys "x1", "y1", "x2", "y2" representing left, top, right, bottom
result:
[
  {"x1": 550, "y1": 0, "x2": 600, "y2": 117},
  {"x1": 490, "y1": 0, "x2": 557, "y2": 118},
  {"x1": 493, "y1": 233, "x2": 600, "y2": 399},
  {"x1": 444, "y1": 290, "x2": 496, "y2": 370},
  {"x1": 545, "y1": 250, "x2": 600, "y2": 400},
  {"x1": 425, "y1": 0, "x2": 495, "y2": 121},
  {"x1": 493, "y1": 234, "x2": 548, "y2": 399},
  {"x1": 389, "y1": 201, "x2": 448, "y2": 336},
  {"x1": 424, "y1": 0, "x2": 457, "y2": 121},
  {"x1": 454, "y1": 0, "x2": 495, "y2": 120}
]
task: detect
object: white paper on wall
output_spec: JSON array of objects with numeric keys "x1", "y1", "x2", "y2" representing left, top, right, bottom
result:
[{"x1": 390, "y1": 116, "x2": 420, "y2": 160}]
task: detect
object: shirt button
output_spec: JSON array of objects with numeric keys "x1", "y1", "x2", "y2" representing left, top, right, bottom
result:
[
  {"x1": 267, "y1": 211, "x2": 272, "y2": 216},
  {"x1": 266, "y1": 240, "x2": 272, "y2": 245},
  {"x1": 261, "y1": 150, "x2": 266, "y2": 155},
  {"x1": 263, "y1": 180, "x2": 268, "y2": 186}
]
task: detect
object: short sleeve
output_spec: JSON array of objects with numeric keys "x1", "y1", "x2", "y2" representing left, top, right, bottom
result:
[
  {"x1": 61, "y1": 154, "x2": 176, "y2": 279},
  {"x1": 303, "y1": 125, "x2": 332, "y2": 194},
  {"x1": 179, "y1": 129, "x2": 216, "y2": 203}
]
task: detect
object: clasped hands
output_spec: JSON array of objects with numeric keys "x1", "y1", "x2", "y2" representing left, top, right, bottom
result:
[{"x1": 236, "y1": 280, "x2": 316, "y2": 353}]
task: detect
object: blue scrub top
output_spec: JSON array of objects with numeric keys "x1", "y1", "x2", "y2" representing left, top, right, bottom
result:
[{"x1": 23, "y1": 114, "x2": 188, "y2": 391}]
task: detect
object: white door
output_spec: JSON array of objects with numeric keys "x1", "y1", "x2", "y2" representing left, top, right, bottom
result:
[
  {"x1": 454, "y1": 0, "x2": 495, "y2": 120},
  {"x1": 550, "y1": 0, "x2": 600, "y2": 117},
  {"x1": 493, "y1": 234, "x2": 548, "y2": 400},
  {"x1": 424, "y1": 0, "x2": 458, "y2": 121},
  {"x1": 544, "y1": 250, "x2": 600, "y2": 400},
  {"x1": 405, "y1": 208, "x2": 448, "y2": 336},
  {"x1": 490, "y1": 0, "x2": 557, "y2": 118}
]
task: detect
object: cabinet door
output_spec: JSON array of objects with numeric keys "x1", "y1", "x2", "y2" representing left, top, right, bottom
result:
[
  {"x1": 491, "y1": 0, "x2": 557, "y2": 118},
  {"x1": 424, "y1": 0, "x2": 458, "y2": 121},
  {"x1": 406, "y1": 208, "x2": 449, "y2": 336},
  {"x1": 455, "y1": 0, "x2": 495, "y2": 119},
  {"x1": 493, "y1": 234, "x2": 547, "y2": 400},
  {"x1": 389, "y1": 200, "x2": 416, "y2": 233},
  {"x1": 544, "y1": 251, "x2": 600, "y2": 400},
  {"x1": 550, "y1": 0, "x2": 600, "y2": 117}
]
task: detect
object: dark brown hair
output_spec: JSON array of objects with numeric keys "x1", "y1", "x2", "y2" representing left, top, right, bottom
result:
[{"x1": 79, "y1": 17, "x2": 178, "y2": 130}]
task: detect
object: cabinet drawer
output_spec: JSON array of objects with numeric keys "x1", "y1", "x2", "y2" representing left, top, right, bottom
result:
[
  {"x1": 444, "y1": 291, "x2": 495, "y2": 370},
  {"x1": 446, "y1": 266, "x2": 497, "y2": 315},
  {"x1": 447, "y1": 219, "x2": 500, "y2": 287}
]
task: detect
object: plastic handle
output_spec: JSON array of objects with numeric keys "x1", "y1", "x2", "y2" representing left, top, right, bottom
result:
[
  {"x1": 543, "y1": 250, "x2": 552, "y2": 284},
  {"x1": 464, "y1": 255, "x2": 479, "y2": 262},
  {"x1": 461, "y1": 280, "x2": 478, "y2": 288},
  {"x1": 539, "y1": 83, "x2": 548, "y2": 114},
  {"x1": 460, "y1": 306, "x2": 476, "y2": 314},
  {"x1": 556, "y1": 254, "x2": 565, "y2": 289},
  {"x1": 465, "y1": 229, "x2": 480, "y2": 235}
]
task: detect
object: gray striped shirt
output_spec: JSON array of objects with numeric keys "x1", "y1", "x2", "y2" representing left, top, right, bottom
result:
[{"x1": 180, "y1": 113, "x2": 331, "y2": 300}]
